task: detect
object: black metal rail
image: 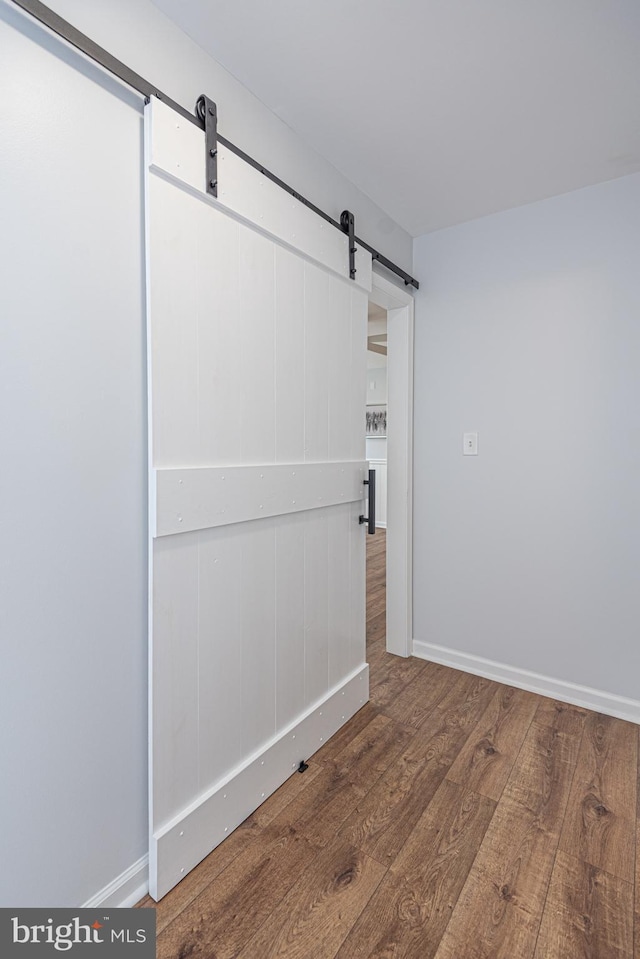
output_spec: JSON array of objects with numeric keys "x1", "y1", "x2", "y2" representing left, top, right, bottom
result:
[{"x1": 11, "y1": 0, "x2": 419, "y2": 289}]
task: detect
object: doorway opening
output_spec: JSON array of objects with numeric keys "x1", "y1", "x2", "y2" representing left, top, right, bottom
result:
[
  {"x1": 366, "y1": 273, "x2": 414, "y2": 660},
  {"x1": 365, "y1": 301, "x2": 388, "y2": 664}
]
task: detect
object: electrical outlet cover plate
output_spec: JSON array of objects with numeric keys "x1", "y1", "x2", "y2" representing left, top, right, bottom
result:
[{"x1": 463, "y1": 432, "x2": 478, "y2": 455}]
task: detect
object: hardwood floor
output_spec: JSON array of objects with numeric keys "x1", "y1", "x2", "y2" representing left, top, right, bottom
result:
[{"x1": 137, "y1": 529, "x2": 639, "y2": 958}]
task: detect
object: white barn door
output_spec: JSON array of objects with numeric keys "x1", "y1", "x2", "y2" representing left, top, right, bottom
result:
[{"x1": 145, "y1": 100, "x2": 372, "y2": 900}]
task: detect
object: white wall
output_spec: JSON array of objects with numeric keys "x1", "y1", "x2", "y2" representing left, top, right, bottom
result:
[
  {"x1": 0, "y1": 7, "x2": 147, "y2": 908},
  {"x1": 366, "y1": 365, "x2": 387, "y2": 406},
  {"x1": 366, "y1": 437, "x2": 387, "y2": 461},
  {"x1": 413, "y1": 172, "x2": 640, "y2": 702},
  {"x1": 0, "y1": 0, "x2": 411, "y2": 907},
  {"x1": 366, "y1": 352, "x2": 387, "y2": 463}
]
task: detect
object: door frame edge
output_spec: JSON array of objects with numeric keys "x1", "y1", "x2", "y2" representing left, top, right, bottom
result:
[{"x1": 368, "y1": 272, "x2": 414, "y2": 658}]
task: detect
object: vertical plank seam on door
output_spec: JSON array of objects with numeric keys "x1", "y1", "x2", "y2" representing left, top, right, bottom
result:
[
  {"x1": 271, "y1": 522, "x2": 277, "y2": 743},
  {"x1": 239, "y1": 230, "x2": 246, "y2": 465},
  {"x1": 303, "y1": 261, "x2": 308, "y2": 465},
  {"x1": 269, "y1": 243, "x2": 277, "y2": 465},
  {"x1": 302, "y1": 263, "x2": 308, "y2": 708},
  {"x1": 354, "y1": 289, "x2": 365, "y2": 676},
  {"x1": 348, "y1": 497, "x2": 353, "y2": 676},
  {"x1": 326, "y1": 274, "x2": 331, "y2": 464},
  {"x1": 273, "y1": 250, "x2": 278, "y2": 728},
  {"x1": 324, "y1": 277, "x2": 330, "y2": 464},
  {"x1": 327, "y1": 277, "x2": 339, "y2": 689},
  {"x1": 147, "y1": 198, "x2": 152, "y2": 824},
  {"x1": 324, "y1": 510, "x2": 329, "y2": 699},
  {"x1": 146, "y1": 151, "x2": 156, "y2": 839},
  {"x1": 194, "y1": 196, "x2": 202, "y2": 464},
  {"x1": 235, "y1": 223, "x2": 243, "y2": 764},
  {"x1": 196, "y1": 532, "x2": 201, "y2": 790},
  {"x1": 320, "y1": 274, "x2": 330, "y2": 695},
  {"x1": 273, "y1": 244, "x2": 279, "y2": 463},
  {"x1": 349, "y1": 291, "x2": 355, "y2": 678},
  {"x1": 270, "y1": 233, "x2": 277, "y2": 733},
  {"x1": 195, "y1": 214, "x2": 202, "y2": 792}
]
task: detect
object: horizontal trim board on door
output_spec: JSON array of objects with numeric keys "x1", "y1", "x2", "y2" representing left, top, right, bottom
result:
[
  {"x1": 146, "y1": 99, "x2": 372, "y2": 293},
  {"x1": 150, "y1": 664, "x2": 369, "y2": 901},
  {"x1": 413, "y1": 640, "x2": 640, "y2": 725},
  {"x1": 153, "y1": 461, "x2": 368, "y2": 537}
]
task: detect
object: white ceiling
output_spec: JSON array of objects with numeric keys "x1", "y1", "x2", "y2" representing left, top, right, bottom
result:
[{"x1": 152, "y1": 0, "x2": 640, "y2": 236}]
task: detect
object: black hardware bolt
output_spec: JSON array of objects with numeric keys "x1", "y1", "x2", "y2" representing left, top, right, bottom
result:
[
  {"x1": 210, "y1": 149, "x2": 217, "y2": 158},
  {"x1": 210, "y1": 180, "x2": 218, "y2": 189},
  {"x1": 208, "y1": 107, "x2": 215, "y2": 116}
]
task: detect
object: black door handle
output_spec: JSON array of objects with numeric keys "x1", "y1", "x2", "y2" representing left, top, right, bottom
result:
[{"x1": 359, "y1": 468, "x2": 376, "y2": 535}]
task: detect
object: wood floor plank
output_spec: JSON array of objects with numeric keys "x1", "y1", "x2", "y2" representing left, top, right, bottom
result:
[
  {"x1": 365, "y1": 642, "x2": 387, "y2": 671},
  {"x1": 534, "y1": 697, "x2": 588, "y2": 739},
  {"x1": 367, "y1": 568, "x2": 386, "y2": 584},
  {"x1": 367, "y1": 587, "x2": 387, "y2": 630},
  {"x1": 151, "y1": 762, "x2": 324, "y2": 933},
  {"x1": 286, "y1": 714, "x2": 416, "y2": 849},
  {"x1": 503, "y1": 720, "x2": 582, "y2": 817},
  {"x1": 366, "y1": 623, "x2": 386, "y2": 648},
  {"x1": 156, "y1": 820, "x2": 316, "y2": 959},
  {"x1": 330, "y1": 713, "x2": 416, "y2": 786},
  {"x1": 446, "y1": 684, "x2": 539, "y2": 801},
  {"x1": 366, "y1": 532, "x2": 386, "y2": 631},
  {"x1": 250, "y1": 760, "x2": 324, "y2": 827},
  {"x1": 153, "y1": 816, "x2": 262, "y2": 934},
  {"x1": 433, "y1": 801, "x2": 556, "y2": 959},
  {"x1": 361, "y1": 527, "x2": 395, "y2": 674},
  {"x1": 434, "y1": 714, "x2": 581, "y2": 959},
  {"x1": 336, "y1": 780, "x2": 496, "y2": 959},
  {"x1": 309, "y1": 703, "x2": 381, "y2": 767},
  {"x1": 337, "y1": 671, "x2": 498, "y2": 865},
  {"x1": 236, "y1": 838, "x2": 386, "y2": 959},
  {"x1": 534, "y1": 850, "x2": 633, "y2": 959},
  {"x1": 369, "y1": 653, "x2": 428, "y2": 708},
  {"x1": 366, "y1": 607, "x2": 385, "y2": 631},
  {"x1": 274, "y1": 764, "x2": 365, "y2": 852},
  {"x1": 366, "y1": 623, "x2": 386, "y2": 659},
  {"x1": 559, "y1": 712, "x2": 637, "y2": 883},
  {"x1": 378, "y1": 661, "x2": 460, "y2": 729},
  {"x1": 336, "y1": 748, "x2": 448, "y2": 869},
  {"x1": 366, "y1": 531, "x2": 386, "y2": 561},
  {"x1": 405, "y1": 671, "x2": 500, "y2": 763}
]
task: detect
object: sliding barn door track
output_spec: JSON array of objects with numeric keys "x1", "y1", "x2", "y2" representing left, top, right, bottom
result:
[{"x1": 11, "y1": 0, "x2": 419, "y2": 290}]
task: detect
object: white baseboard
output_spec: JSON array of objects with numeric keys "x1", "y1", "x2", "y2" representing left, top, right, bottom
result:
[
  {"x1": 412, "y1": 640, "x2": 640, "y2": 725},
  {"x1": 150, "y1": 664, "x2": 369, "y2": 901},
  {"x1": 375, "y1": 522, "x2": 387, "y2": 529},
  {"x1": 82, "y1": 854, "x2": 148, "y2": 909}
]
